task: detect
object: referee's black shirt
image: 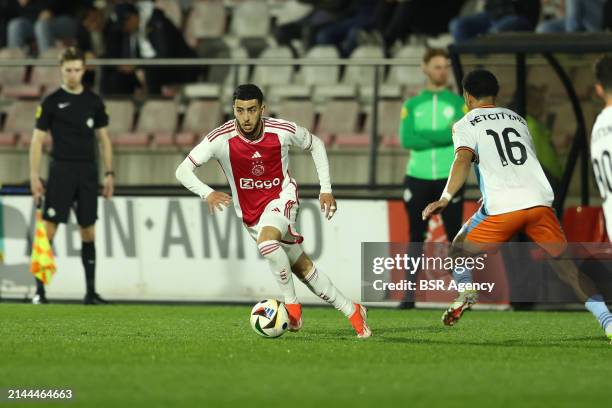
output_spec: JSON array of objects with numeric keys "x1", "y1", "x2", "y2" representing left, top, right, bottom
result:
[{"x1": 35, "y1": 87, "x2": 109, "y2": 162}]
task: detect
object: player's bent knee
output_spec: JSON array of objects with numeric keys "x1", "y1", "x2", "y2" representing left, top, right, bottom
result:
[{"x1": 257, "y1": 226, "x2": 282, "y2": 245}]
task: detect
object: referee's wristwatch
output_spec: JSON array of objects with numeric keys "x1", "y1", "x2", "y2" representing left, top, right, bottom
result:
[{"x1": 105, "y1": 171, "x2": 115, "y2": 177}]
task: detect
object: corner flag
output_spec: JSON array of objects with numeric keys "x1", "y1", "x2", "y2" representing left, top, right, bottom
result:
[{"x1": 30, "y1": 209, "x2": 56, "y2": 284}]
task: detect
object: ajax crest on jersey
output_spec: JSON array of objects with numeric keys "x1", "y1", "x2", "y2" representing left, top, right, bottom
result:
[
  {"x1": 250, "y1": 299, "x2": 289, "y2": 338},
  {"x1": 251, "y1": 164, "x2": 265, "y2": 176}
]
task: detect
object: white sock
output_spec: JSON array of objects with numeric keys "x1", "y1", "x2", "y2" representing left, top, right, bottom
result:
[
  {"x1": 258, "y1": 240, "x2": 298, "y2": 304},
  {"x1": 301, "y1": 266, "x2": 355, "y2": 317}
]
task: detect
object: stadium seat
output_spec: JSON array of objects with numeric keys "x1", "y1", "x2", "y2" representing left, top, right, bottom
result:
[
  {"x1": 268, "y1": 84, "x2": 311, "y2": 104},
  {"x1": 0, "y1": 133, "x2": 17, "y2": 146},
  {"x1": 137, "y1": 100, "x2": 178, "y2": 147},
  {"x1": 359, "y1": 82, "x2": 403, "y2": 103},
  {"x1": 252, "y1": 46, "x2": 294, "y2": 87},
  {"x1": 155, "y1": 0, "x2": 183, "y2": 28},
  {"x1": 343, "y1": 45, "x2": 394, "y2": 104},
  {"x1": 334, "y1": 133, "x2": 371, "y2": 148},
  {"x1": 1, "y1": 84, "x2": 41, "y2": 99},
  {"x1": 177, "y1": 100, "x2": 223, "y2": 147},
  {"x1": 299, "y1": 46, "x2": 347, "y2": 104},
  {"x1": 562, "y1": 206, "x2": 608, "y2": 243},
  {"x1": 0, "y1": 48, "x2": 34, "y2": 98},
  {"x1": 225, "y1": 45, "x2": 250, "y2": 85},
  {"x1": 230, "y1": 0, "x2": 270, "y2": 39},
  {"x1": 386, "y1": 45, "x2": 426, "y2": 93},
  {"x1": 30, "y1": 47, "x2": 64, "y2": 92},
  {"x1": 362, "y1": 99, "x2": 403, "y2": 148},
  {"x1": 274, "y1": 100, "x2": 315, "y2": 129},
  {"x1": 343, "y1": 46, "x2": 385, "y2": 87},
  {"x1": 301, "y1": 46, "x2": 340, "y2": 87},
  {"x1": 220, "y1": 45, "x2": 251, "y2": 109},
  {"x1": 1, "y1": 100, "x2": 39, "y2": 146},
  {"x1": 312, "y1": 84, "x2": 357, "y2": 106},
  {"x1": 317, "y1": 100, "x2": 360, "y2": 146},
  {"x1": 112, "y1": 132, "x2": 151, "y2": 148},
  {"x1": 105, "y1": 100, "x2": 135, "y2": 134},
  {"x1": 184, "y1": 0, "x2": 226, "y2": 46},
  {"x1": 230, "y1": 0, "x2": 271, "y2": 57},
  {"x1": 184, "y1": 83, "x2": 222, "y2": 99}
]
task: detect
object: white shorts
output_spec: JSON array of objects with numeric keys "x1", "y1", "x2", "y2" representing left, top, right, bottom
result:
[
  {"x1": 245, "y1": 194, "x2": 303, "y2": 244},
  {"x1": 245, "y1": 193, "x2": 305, "y2": 264}
]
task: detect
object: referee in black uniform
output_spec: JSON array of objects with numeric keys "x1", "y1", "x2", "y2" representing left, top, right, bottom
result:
[{"x1": 29, "y1": 47, "x2": 114, "y2": 305}]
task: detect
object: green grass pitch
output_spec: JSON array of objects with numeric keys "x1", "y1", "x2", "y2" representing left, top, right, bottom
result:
[{"x1": 0, "y1": 304, "x2": 610, "y2": 407}]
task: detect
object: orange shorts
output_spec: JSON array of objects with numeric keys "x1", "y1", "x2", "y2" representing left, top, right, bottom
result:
[{"x1": 460, "y1": 206, "x2": 567, "y2": 257}]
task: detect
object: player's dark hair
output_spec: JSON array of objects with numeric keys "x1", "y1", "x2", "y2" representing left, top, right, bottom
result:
[
  {"x1": 60, "y1": 47, "x2": 86, "y2": 65},
  {"x1": 594, "y1": 54, "x2": 612, "y2": 93},
  {"x1": 233, "y1": 84, "x2": 264, "y2": 105},
  {"x1": 423, "y1": 48, "x2": 448, "y2": 64},
  {"x1": 462, "y1": 69, "x2": 499, "y2": 99}
]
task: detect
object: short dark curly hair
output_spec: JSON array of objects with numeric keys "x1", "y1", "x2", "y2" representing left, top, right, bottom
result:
[
  {"x1": 462, "y1": 69, "x2": 499, "y2": 99},
  {"x1": 233, "y1": 84, "x2": 264, "y2": 105}
]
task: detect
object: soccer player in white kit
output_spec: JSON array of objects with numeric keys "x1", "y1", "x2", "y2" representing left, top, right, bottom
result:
[
  {"x1": 592, "y1": 55, "x2": 612, "y2": 238},
  {"x1": 422, "y1": 69, "x2": 612, "y2": 342},
  {"x1": 175, "y1": 84, "x2": 371, "y2": 338}
]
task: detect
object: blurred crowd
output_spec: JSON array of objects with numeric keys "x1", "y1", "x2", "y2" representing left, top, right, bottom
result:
[{"x1": 0, "y1": 0, "x2": 611, "y2": 97}]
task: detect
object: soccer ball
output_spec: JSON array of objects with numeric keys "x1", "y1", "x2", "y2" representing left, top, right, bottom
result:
[{"x1": 250, "y1": 299, "x2": 289, "y2": 338}]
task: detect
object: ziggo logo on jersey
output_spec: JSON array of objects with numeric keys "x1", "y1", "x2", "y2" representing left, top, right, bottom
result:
[{"x1": 239, "y1": 178, "x2": 281, "y2": 190}]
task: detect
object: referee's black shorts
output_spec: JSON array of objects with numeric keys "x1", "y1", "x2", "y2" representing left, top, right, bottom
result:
[{"x1": 43, "y1": 160, "x2": 99, "y2": 227}]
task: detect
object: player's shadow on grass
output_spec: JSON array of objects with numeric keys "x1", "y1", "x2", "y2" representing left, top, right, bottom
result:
[
  {"x1": 374, "y1": 326, "x2": 449, "y2": 335},
  {"x1": 378, "y1": 335, "x2": 605, "y2": 348}
]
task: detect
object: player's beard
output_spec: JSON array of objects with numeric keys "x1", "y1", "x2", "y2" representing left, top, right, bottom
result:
[{"x1": 238, "y1": 117, "x2": 263, "y2": 140}]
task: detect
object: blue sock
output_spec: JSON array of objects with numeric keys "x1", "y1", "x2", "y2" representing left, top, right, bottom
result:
[
  {"x1": 585, "y1": 295, "x2": 612, "y2": 329},
  {"x1": 453, "y1": 266, "x2": 473, "y2": 286}
]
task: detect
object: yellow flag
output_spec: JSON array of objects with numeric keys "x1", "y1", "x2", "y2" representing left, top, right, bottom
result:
[{"x1": 30, "y1": 209, "x2": 56, "y2": 284}]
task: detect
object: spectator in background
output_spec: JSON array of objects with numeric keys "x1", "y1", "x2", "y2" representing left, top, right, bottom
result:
[
  {"x1": 75, "y1": 5, "x2": 109, "y2": 89},
  {"x1": 374, "y1": 0, "x2": 465, "y2": 55},
  {"x1": 0, "y1": 0, "x2": 16, "y2": 47},
  {"x1": 274, "y1": 0, "x2": 352, "y2": 55},
  {"x1": 7, "y1": 0, "x2": 89, "y2": 54},
  {"x1": 100, "y1": 3, "x2": 142, "y2": 95},
  {"x1": 536, "y1": 0, "x2": 605, "y2": 33},
  {"x1": 398, "y1": 48, "x2": 465, "y2": 308},
  {"x1": 101, "y1": 2, "x2": 200, "y2": 96},
  {"x1": 449, "y1": 0, "x2": 541, "y2": 42},
  {"x1": 314, "y1": 0, "x2": 377, "y2": 57}
]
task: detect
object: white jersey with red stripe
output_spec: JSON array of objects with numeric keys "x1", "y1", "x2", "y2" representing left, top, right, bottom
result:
[
  {"x1": 452, "y1": 106, "x2": 554, "y2": 215},
  {"x1": 187, "y1": 117, "x2": 313, "y2": 227}
]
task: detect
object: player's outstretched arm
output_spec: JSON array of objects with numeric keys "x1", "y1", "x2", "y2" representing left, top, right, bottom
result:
[
  {"x1": 29, "y1": 129, "x2": 47, "y2": 207},
  {"x1": 422, "y1": 149, "x2": 473, "y2": 220},
  {"x1": 308, "y1": 135, "x2": 336, "y2": 220},
  {"x1": 175, "y1": 158, "x2": 231, "y2": 214}
]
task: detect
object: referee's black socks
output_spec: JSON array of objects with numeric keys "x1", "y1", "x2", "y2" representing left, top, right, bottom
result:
[
  {"x1": 35, "y1": 278, "x2": 46, "y2": 296},
  {"x1": 82, "y1": 241, "x2": 96, "y2": 295}
]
